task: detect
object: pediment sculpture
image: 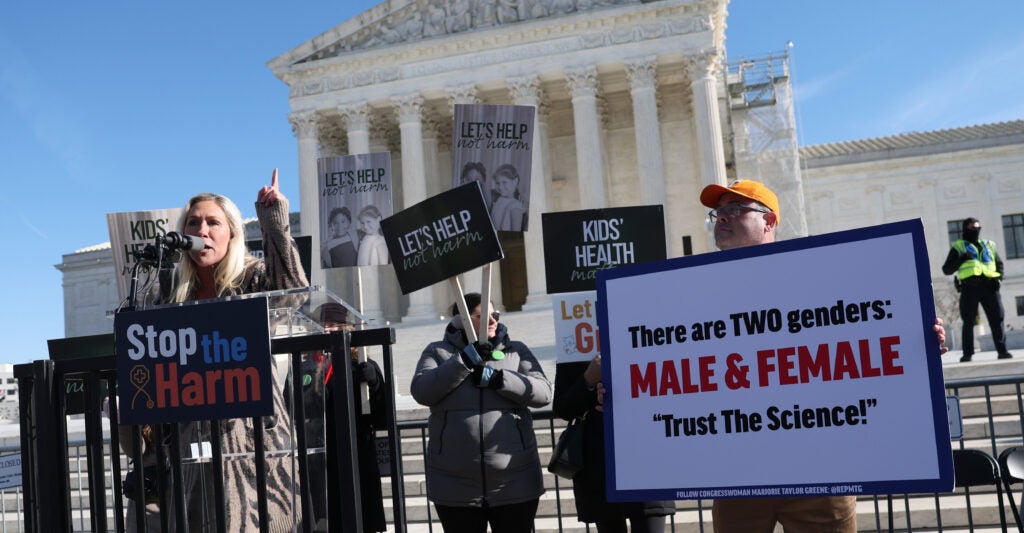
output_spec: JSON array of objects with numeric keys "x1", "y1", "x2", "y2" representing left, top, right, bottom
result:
[{"x1": 299, "y1": 0, "x2": 639, "y2": 63}]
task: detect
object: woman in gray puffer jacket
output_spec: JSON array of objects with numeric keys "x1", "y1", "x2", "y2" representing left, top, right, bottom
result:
[{"x1": 411, "y1": 292, "x2": 552, "y2": 533}]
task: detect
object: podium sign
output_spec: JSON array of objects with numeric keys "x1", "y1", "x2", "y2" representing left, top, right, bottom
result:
[
  {"x1": 381, "y1": 181, "x2": 503, "y2": 294},
  {"x1": 115, "y1": 297, "x2": 274, "y2": 425}
]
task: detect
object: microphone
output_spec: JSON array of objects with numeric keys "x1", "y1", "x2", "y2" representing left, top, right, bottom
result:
[{"x1": 158, "y1": 232, "x2": 205, "y2": 252}]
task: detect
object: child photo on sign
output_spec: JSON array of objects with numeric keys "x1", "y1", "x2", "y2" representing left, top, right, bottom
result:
[
  {"x1": 490, "y1": 163, "x2": 527, "y2": 232},
  {"x1": 321, "y1": 206, "x2": 358, "y2": 268},
  {"x1": 459, "y1": 162, "x2": 490, "y2": 210},
  {"x1": 357, "y1": 204, "x2": 390, "y2": 266}
]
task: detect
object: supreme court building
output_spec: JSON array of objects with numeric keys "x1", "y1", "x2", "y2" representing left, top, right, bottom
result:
[
  {"x1": 267, "y1": 0, "x2": 808, "y2": 322},
  {"x1": 56, "y1": 0, "x2": 1024, "y2": 350}
]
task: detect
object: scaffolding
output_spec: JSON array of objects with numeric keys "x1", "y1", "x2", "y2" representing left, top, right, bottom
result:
[{"x1": 725, "y1": 50, "x2": 808, "y2": 240}]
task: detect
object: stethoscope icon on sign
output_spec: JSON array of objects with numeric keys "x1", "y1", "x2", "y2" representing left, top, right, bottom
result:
[{"x1": 130, "y1": 364, "x2": 155, "y2": 409}]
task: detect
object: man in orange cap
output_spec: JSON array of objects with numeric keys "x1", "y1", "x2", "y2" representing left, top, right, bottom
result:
[
  {"x1": 699, "y1": 180, "x2": 858, "y2": 531},
  {"x1": 699, "y1": 179, "x2": 940, "y2": 532},
  {"x1": 700, "y1": 179, "x2": 781, "y2": 251}
]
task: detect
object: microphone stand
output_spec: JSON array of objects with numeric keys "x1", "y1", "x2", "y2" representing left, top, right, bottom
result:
[
  {"x1": 117, "y1": 236, "x2": 182, "y2": 531},
  {"x1": 124, "y1": 239, "x2": 178, "y2": 312}
]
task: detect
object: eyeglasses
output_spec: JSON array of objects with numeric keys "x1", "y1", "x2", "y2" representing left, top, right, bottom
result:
[
  {"x1": 708, "y1": 204, "x2": 770, "y2": 222},
  {"x1": 471, "y1": 311, "x2": 501, "y2": 322}
]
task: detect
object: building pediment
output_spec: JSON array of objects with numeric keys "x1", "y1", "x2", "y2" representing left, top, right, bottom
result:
[
  {"x1": 270, "y1": 0, "x2": 724, "y2": 101},
  {"x1": 276, "y1": 0, "x2": 663, "y2": 67}
]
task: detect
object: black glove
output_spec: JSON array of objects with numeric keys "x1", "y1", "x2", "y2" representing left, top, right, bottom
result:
[
  {"x1": 991, "y1": 278, "x2": 1001, "y2": 291},
  {"x1": 460, "y1": 344, "x2": 484, "y2": 368},
  {"x1": 473, "y1": 366, "x2": 504, "y2": 389},
  {"x1": 473, "y1": 341, "x2": 493, "y2": 359},
  {"x1": 353, "y1": 361, "x2": 380, "y2": 391}
]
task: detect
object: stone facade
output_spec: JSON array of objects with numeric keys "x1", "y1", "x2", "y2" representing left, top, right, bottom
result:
[
  {"x1": 800, "y1": 121, "x2": 1024, "y2": 344},
  {"x1": 55, "y1": 245, "x2": 120, "y2": 339}
]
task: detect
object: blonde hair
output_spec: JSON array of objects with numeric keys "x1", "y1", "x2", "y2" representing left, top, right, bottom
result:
[{"x1": 169, "y1": 193, "x2": 254, "y2": 303}]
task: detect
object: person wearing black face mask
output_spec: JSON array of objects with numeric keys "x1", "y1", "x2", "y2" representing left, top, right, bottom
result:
[{"x1": 942, "y1": 217, "x2": 1012, "y2": 362}]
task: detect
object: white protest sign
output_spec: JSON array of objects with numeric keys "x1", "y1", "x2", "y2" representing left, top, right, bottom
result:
[
  {"x1": 107, "y1": 208, "x2": 186, "y2": 302},
  {"x1": 597, "y1": 220, "x2": 952, "y2": 501},
  {"x1": 0, "y1": 453, "x2": 21, "y2": 490},
  {"x1": 318, "y1": 152, "x2": 394, "y2": 268},
  {"x1": 553, "y1": 291, "x2": 600, "y2": 363},
  {"x1": 452, "y1": 104, "x2": 535, "y2": 232}
]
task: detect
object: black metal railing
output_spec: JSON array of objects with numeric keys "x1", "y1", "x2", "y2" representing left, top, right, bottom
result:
[{"x1": 11, "y1": 354, "x2": 1024, "y2": 532}]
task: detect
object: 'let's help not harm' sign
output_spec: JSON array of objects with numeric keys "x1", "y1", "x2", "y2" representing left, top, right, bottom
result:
[
  {"x1": 381, "y1": 181, "x2": 503, "y2": 294},
  {"x1": 596, "y1": 219, "x2": 953, "y2": 501}
]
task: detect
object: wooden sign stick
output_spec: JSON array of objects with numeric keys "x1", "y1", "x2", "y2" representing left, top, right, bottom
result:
[
  {"x1": 448, "y1": 276, "x2": 477, "y2": 343},
  {"x1": 479, "y1": 263, "x2": 492, "y2": 343}
]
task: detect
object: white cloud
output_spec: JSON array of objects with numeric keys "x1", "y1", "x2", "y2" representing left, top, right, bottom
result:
[
  {"x1": 0, "y1": 196, "x2": 48, "y2": 241},
  {"x1": 792, "y1": 63, "x2": 856, "y2": 104},
  {"x1": 18, "y1": 212, "x2": 48, "y2": 240}
]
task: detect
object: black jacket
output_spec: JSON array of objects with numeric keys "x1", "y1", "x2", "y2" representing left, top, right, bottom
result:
[{"x1": 552, "y1": 361, "x2": 675, "y2": 523}]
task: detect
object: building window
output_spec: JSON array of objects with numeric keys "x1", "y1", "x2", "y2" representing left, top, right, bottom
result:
[
  {"x1": 1017, "y1": 296, "x2": 1024, "y2": 317},
  {"x1": 1004, "y1": 213, "x2": 1024, "y2": 260},
  {"x1": 948, "y1": 219, "x2": 967, "y2": 244}
]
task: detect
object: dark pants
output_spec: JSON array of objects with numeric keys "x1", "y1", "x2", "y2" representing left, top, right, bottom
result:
[
  {"x1": 595, "y1": 513, "x2": 666, "y2": 533},
  {"x1": 434, "y1": 499, "x2": 539, "y2": 533},
  {"x1": 960, "y1": 280, "x2": 1007, "y2": 356}
]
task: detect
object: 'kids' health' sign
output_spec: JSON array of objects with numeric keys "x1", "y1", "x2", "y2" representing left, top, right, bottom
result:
[
  {"x1": 115, "y1": 297, "x2": 274, "y2": 425},
  {"x1": 107, "y1": 208, "x2": 186, "y2": 302},
  {"x1": 542, "y1": 205, "x2": 666, "y2": 294},
  {"x1": 597, "y1": 219, "x2": 953, "y2": 501}
]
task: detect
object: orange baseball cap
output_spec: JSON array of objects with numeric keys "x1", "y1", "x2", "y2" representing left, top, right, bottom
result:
[{"x1": 700, "y1": 179, "x2": 780, "y2": 222}]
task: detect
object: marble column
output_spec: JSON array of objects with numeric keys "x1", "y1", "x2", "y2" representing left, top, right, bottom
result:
[
  {"x1": 424, "y1": 110, "x2": 451, "y2": 316},
  {"x1": 625, "y1": 57, "x2": 666, "y2": 206},
  {"x1": 288, "y1": 111, "x2": 324, "y2": 288},
  {"x1": 393, "y1": 94, "x2": 436, "y2": 320},
  {"x1": 565, "y1": 66, "x2": 607, "y2": 209},
  {"x1": 421, "y1": 110, "x2": 445, "y2": 198},
  {"x1": 339, "y1": 103, "x2": 371, "y2": 154},
  {"x1": 687, "y1": 50, "x2": 728, "y2": 190},
  {"x1": 323, "y1": 104, "x2": 368, "y2": 313},
  {"x1": 509, "y1": 75, "x2": 552, "y2": 310}
]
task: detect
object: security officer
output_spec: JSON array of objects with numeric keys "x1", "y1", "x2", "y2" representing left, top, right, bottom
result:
[{"x1": 942, "y1": 217, "x2": 1012, "y2": 362}]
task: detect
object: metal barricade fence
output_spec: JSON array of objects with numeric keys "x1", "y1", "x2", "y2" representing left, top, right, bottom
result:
[{"x1": 8, "y1": 363, "x2": 1024, "y2": 532}]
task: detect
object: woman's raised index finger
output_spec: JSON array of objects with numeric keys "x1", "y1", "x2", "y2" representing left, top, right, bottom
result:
[{"x1": 271, "y1": 168, "x2": 279, "y2": 189}]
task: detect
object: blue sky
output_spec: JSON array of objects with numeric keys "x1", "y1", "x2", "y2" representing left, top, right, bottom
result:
[{"x1": 1, "y1": 1, "x2": 1022, "y2": 364}]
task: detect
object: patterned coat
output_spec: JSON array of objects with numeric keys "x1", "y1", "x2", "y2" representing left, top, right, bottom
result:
[{"x1": 123, "y1": 197, "x2": 309, "y2": 532}]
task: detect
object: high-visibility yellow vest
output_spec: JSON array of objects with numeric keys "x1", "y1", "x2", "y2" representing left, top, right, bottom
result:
[{"x1": 952, "y1": 240, "x2": 1001, "y2": 280}]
